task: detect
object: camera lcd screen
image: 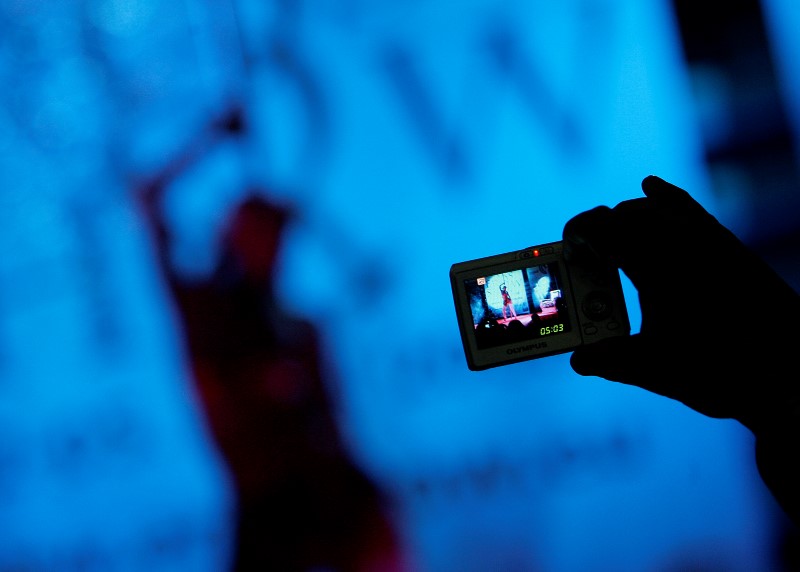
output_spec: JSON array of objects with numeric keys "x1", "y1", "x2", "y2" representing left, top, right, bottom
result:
[{"x1": 464, "y1": 261, "x2": 573, "y2": 350}]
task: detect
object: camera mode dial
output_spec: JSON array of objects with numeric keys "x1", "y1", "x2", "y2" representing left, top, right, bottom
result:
[{"x1": 581, "y1": 291, "x2": 614, "y2": 321}]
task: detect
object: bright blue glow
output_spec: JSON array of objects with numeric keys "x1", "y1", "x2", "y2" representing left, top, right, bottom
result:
[
  {"x1": 1, "y1": 0, "x2": 796, "y2": 570},
  {"x1": 532, "y1": 276, "x2": 552, "y2": 306},
  {"x1": 485, "y1": 272, "x2": 525, "y2": 312}
]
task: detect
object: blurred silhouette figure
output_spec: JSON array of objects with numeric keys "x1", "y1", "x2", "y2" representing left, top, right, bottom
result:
[
  {"x1": 563, "y1": 175, "x2": 800, "y2": 528},
  {"x1": 138, "y1": 121, "x2": 404, "y2": 570},
  {"x1": 505, "y1": 318, "x2": 526, "y2": 342},
  {"x1": 474, "y1": 314, "x2": 506, "y2": 349}
]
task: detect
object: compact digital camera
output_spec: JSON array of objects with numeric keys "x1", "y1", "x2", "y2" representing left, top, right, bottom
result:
[{"x1": 449, "y1": 241, "x2": 630, "y2": 370}]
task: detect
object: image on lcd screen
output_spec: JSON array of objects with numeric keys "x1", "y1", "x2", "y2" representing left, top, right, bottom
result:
[{"x1": 465, "y1": 262, "x2": 572, "y2": 350}]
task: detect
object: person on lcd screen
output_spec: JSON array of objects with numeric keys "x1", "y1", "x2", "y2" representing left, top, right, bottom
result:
[
  {"x1": 563, "y1": 175, "x2": 800, "y2": 530},
  {"x1": 500, "y1": 283, "x2": 517, "y2": 321}
]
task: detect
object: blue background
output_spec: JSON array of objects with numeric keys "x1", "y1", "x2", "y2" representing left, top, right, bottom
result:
[{"x1": 1, "y1": 0, "x2": 799, "y2": 570}]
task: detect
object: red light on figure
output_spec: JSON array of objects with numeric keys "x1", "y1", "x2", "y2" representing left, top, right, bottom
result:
[{"x1": 533, "y1": 249, "x2": 540, "y2": 257}]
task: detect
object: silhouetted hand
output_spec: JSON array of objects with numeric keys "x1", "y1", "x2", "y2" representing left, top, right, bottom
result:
[{"x1": 563, "y1": 175, "x2": 800, "y2": 524}]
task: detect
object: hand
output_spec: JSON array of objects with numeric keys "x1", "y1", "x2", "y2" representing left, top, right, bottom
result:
[{"x1": 563, "y1": 175, "x2": 800, "y2": 436}]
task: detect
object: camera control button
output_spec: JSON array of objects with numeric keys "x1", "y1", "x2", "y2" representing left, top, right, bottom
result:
[
  {"x1": 583, "y1": 324, "x2": 599, "y2": 336},
  {"x1": 581, "y1": 291, "x2": 613, "y2": 321},
  {"x1": 606, "y1": 320, "x2": 620, "y2": 330}
]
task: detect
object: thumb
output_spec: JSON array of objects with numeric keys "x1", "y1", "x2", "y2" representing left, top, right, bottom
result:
[
  {"x1": 570, "y1": 334, "x2": 654, "y2": 385},
  {"x1": 570, "y1": 335, "x2": 685, "y2": 403}
]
